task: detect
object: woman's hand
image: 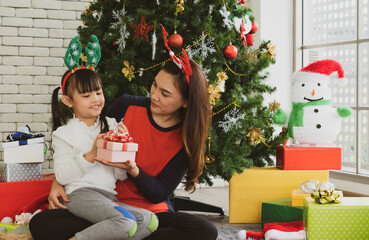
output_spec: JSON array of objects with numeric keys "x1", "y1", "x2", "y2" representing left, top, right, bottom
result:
[
  {"x1": 97, "y1": 159, "x2": 140, "y2": 178},
  {"x1": 48, "y1": 179, "x2": 69, "y2": 209}
]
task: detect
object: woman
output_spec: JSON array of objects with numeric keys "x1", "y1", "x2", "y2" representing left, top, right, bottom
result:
[{"x1": 30, "y1": 59, "x2": 218, "y2": 240}]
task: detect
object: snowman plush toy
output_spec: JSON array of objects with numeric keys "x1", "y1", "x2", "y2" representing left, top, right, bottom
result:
[{"x1": 274, "y1": 59, "x2": 352, "y2": 146}]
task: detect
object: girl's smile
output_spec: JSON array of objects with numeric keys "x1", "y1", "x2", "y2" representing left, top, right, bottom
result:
[{"x1": 62, "y1": 88, "x2": 105, "y2": 126}]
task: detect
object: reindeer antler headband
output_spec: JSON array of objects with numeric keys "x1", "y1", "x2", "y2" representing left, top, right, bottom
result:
[
  {"x1": 161, "y1": 24, "x2": 192, "y2": 85},
  {"x1": 61, "y1": 35, "x2": 101, "y2": 95}
]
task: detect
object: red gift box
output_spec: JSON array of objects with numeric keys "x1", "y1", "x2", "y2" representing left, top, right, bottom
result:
[
  {"x1": 0, "y1": 175, "x2": 53, "y2": 220},
  {"x1": 276, "y1": 145, "x2": 341, "y2": 170}
]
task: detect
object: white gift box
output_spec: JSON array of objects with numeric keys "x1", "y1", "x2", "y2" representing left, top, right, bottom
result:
[
  {"x1": 0, "y1": 162, "x2": 42, "y2": 182},
  {"x1": 2, "y1": 137, "x2": 45, "y2": 163}
]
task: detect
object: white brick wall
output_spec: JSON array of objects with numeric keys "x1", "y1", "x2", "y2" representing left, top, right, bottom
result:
[{"x1": 0, "y1": 0, "x2": 89, "y2": 171}]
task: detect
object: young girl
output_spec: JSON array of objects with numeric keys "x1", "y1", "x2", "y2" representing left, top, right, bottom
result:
[{"x1": 50, "y1": 36, "x2": 158, "y2": 240}]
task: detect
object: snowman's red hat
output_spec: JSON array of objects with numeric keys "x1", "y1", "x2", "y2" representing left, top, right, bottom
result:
[{"x1": 294, "y1": 59, "x2": 347, "y2": 86}]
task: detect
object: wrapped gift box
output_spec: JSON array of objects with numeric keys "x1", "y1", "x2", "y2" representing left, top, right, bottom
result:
[
  {"x1": 304, "y1": 197, "x2": 369, "y2": 240},
  {"x1": 229, "y1": 166, "x2": 328, "y2": 223},
  {"x1": 262, "y1": 198, "x2": 303, "y2": 227},
  {"x1": 292, "y1": 189, "x2": 343, "y2": 207},
  {"x1": 276, "y1": 145, "x2": 341, "y2": 170},
  {"x1": 97, "y1": 139, "x2": 137, "y2": 163},
  {"x1": 0, "y1": 176, "x2": 53, "y2": 220},
  {"x1": 2, "y1": 137, "x2": 45, "y2": 163},
  {"x1": 292, "y1": 190, "x2": 311, "y2": 207},
  {"x1": 0, "y1": 162, "x2": 42, "y2": 182}
]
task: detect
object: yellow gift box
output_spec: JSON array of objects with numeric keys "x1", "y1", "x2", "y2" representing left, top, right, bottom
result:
[
  {"x1": 292, "y1": 190, "x2": 311, "y2": 207},
  {"x1": 229, "y1": 167, "x2": 328, "y2": 223}
]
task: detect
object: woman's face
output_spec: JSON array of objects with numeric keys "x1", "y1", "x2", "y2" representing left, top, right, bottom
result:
[{"x1": 150, "y1": 70, "x2": 188, "y2": 118}]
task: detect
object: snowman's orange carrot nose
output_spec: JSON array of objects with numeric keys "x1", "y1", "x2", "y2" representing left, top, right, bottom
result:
[{"x1": 311, "y1": 89, "x2": 315, "y2": 96}]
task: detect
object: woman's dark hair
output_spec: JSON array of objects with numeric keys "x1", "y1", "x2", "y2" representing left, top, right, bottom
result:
[
  {"x1": 161, "y1": 60, "x2": 210, "y2": 192},
  {"x1": 51, "y1": 69, "x2": 109, "y2": 132}
]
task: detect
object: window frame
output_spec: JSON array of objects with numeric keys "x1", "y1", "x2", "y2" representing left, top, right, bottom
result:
[{"x1": 293, "y1": 0, "x2": 369, "y2": 181}]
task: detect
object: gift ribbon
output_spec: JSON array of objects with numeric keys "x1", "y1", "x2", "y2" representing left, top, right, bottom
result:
[
  {"x1": 311, "y1": 188, "x2": 342, "y2": 204},
  {"x1": 299, "y1": 180, "x2": 336, "y2": 194},
  {"x1": 102, "y1": 129, "x2": 133, "y2": 143}
]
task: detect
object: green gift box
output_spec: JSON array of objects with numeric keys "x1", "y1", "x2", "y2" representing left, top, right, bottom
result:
[
  {"x1": 304, "y1": 197, "x2": 369, "y2": 240},
  {"x1": 262, "y1": 198, "x2": 303, "y2": 227}
]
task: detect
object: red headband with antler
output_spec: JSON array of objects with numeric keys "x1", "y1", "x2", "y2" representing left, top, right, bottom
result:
[{"x1": 161, "y1": 24, "x2": 192, "y2": 85}]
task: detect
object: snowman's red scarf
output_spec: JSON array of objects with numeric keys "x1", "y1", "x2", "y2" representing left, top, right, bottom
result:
[{"x1": 288, "y1": 99, "x2": 331, "y2": 138}]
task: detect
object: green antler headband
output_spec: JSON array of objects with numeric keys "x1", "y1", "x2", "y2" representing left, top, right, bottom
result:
[{"x1": 61, "y1": 35, "x2": 101, "y2": 95}]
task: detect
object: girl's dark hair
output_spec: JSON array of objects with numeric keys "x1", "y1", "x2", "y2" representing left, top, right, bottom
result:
[
  {"x1": 161, "y1": 60, "x2": 210, "y2": 192},
  {"x1": 51, "y1": 69, "x2": 109, "y2": 132}
]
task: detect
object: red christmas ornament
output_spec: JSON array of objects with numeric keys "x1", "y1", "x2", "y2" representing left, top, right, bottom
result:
[
  {"x1": 246, "y1": 34, "x2": 253, "y2": 46},
  {"x1": 130, "y1": 15, "x2": 155, "y2": 42},
  {"x1": 250, "y1": 21, "x2": 258, "y2": 34},
  {"x1": 168, "y1": 32, "x2": 183, "y2": 49},
  {"x1": 223, "y1": 44, "x2": 238, "y2": 59}
]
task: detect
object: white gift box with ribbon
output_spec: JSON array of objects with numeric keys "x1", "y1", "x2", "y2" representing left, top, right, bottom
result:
[{"x1": 2, "y1": 137, "x2": 45, "y2": 163}]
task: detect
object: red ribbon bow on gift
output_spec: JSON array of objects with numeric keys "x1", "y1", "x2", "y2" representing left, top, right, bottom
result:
[{"x1": 102, "y1": 130, "x2": 133, "y2": 143}]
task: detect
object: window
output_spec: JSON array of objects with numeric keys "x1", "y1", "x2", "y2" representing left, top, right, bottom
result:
[{"x1": 295, "y1": 0, "x2": 369, "y2": 175}]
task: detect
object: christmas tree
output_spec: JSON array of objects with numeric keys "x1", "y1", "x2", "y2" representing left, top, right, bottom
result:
[{"x1": 78, "y1": 0, "x2": 288, "y2": 186}]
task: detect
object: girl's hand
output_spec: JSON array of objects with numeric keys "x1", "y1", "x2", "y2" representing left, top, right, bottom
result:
[
  {"x1": 117, "y1": 122, "x2": 129, "y2": 135},
  {"x1": 48, "y1": 179, "x2": 69, "y2": 209},
  {"x1": 84, "y1": 134, "x2": 104, "y2": 163},
  {"x1": 96, "y1": 159, "x2": 139, "y2": 178}
]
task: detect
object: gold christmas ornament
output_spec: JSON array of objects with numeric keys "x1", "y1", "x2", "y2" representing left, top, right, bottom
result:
[
  {"x1": 205, "y1": 136, "x2": 215, "y2": 164},
  {"x1": 174, "y1": 0, "x2": 185, "y2": 16},
  {"x1": 247, "y1": 127, "x2": 265, "y2": 145},
  {"x1": 267, "y1": 43, "x2": 276, "y2": 59},
  {"x1": 239, "y1": 48, "x2": 260, "y2": 64},
  {"x1": 268, "y1": 100, "x2": 280, "y2": 113},
  {"x1": 208, "y1": 72, "x2": 228, "y2": 107},
  {"x1": 80, "y1": 53, "x2": 88, "y2": 66},
  {"x1": 122, "y1": 61, "x2": 135, "y2": 81}
]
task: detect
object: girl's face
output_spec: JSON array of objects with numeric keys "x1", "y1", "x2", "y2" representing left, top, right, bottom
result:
[
  {"x1": 62, "y1": 86, "x2": 105, "y2": 126},
  {"x1": 150, "y1": 70, "x2": 188, "y2": 120}
]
